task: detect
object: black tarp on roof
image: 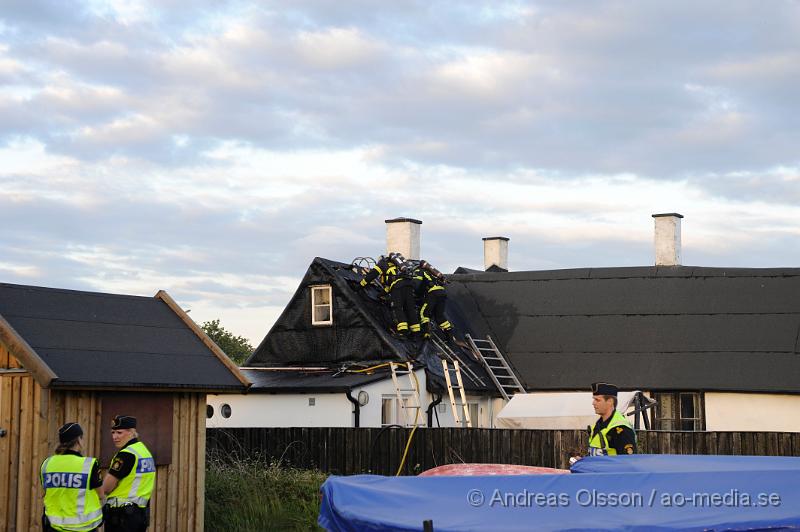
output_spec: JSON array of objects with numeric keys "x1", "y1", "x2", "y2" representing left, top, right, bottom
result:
[
  {"x1": 0, "y1": 283, "x2": 245, "y2": 391},
  {"x1": 249, "y1": 258, "x2": 411, "y2": 366},
  {"x1": 446, "y1": 266, "x2": 800, "y2": 393}
]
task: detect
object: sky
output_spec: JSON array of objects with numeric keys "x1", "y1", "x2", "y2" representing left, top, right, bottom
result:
[{"x1": 1, "y1": 1, "x2": 799, "y2": 345}]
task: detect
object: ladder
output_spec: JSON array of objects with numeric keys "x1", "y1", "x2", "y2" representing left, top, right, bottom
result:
[
  {"x1": 465, "y1": 334, "x2": 525, "y2": 401},
  {"x1": 429, "y1": 333, "x2": 486, "y2": 387},
  {"x1": 442, "y1": 360, "x2": 472, "y2": 428},
  {"x1": 389, "y1": 362, "x2": 423, "y2": 427}
]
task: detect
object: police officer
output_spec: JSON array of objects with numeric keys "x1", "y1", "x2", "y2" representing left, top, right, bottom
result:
[
  {"x1": 358, "y1": 253, "x2": 421, "y2": 338},
  {"x1": 102, "y1": 415, "x2": 155, "y2": 532},
  {"x1": 588, "y1": 382, "x2": 636, "y2": 456},
  {"x1": 40, "y1": 422, "x2": 104, "y2": 532},
  {"x1": 414, "y1": 260, "x2": 455, "y2": 342}
]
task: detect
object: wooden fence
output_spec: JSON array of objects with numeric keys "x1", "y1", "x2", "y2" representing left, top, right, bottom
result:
[{"x1": 206, "y1": 427, "x2": 800, "y2": 475}]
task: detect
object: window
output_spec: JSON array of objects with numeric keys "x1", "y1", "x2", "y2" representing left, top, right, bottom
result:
[
  {"x1": 468, "y1": 403, "x2": 480, "y2": 428},
  {"x1": 220, "y1": 403, "x2": 232, "y2": 419},
  {"x1": 653, "y1": 392, "x2": 704, "y2": 431},
  {"x1": 381, "y1": 396, "x2": 395, "y2": 426},
  {"x1": 381, "y1": 395, "x2": 415, "y2": 426},
  {"x1": 311, "y1": 285, "x2": 333, "y2": 325},
  {"x1": 206, "y1": 405, "x2": 214, "y2": 419}
]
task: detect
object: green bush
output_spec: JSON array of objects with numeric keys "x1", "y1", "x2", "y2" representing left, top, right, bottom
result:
[{"x1": 205, "y1": 456, "x2": 328, "y2": 531}]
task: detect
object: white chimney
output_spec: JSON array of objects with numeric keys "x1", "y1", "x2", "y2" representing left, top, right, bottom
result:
[
  {"x1": 483, "y1": 236, "x2": 509, "y2": 271},
  {"x1": 385, "y1": 217, "x2": 422, "y2": 259},
  {"x1": 652, "y1": 213, "x2": 683, "y2": 266}
]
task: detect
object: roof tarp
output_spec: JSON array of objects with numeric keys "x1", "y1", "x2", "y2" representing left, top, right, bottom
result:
[
  {"x1": 495, "y1": 392, "x2": 639, "y2": 430},
  {"x1": 319, "y1": 455, "x2": 800, "y2": 531}
]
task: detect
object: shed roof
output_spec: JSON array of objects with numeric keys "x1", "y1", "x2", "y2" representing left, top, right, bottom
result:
[
  {"x1": 446, "y1": 266, "x2": 800, "y2": 393},
  {"x1": 0, "y1": 282, "x2": 249, "y2": 391}
]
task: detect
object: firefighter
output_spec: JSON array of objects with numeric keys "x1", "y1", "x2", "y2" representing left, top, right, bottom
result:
[
  {"x1": 415, "y1": 260, "x2": 455, "y2": 342},
  {"x1": 358, "y1": 253, "x2": 421, "y2": 338}
]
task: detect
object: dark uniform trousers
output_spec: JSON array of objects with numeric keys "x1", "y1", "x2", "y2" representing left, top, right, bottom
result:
[
  {"x1": 103, "y1": 504, "x2": 149, "y2": 532},
  {"x1": 422, "y1": 290, "x2": 450, "y2": 334},
  {"x1": 390, "y1": 279, "x2": 420, "y2": 334}
]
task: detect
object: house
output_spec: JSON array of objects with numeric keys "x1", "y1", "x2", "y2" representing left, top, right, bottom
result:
[
  {"x1": 209, "y1": 214, "x2": 800, "y2": 433},
  {"x1": 0, "y1": 283, "x2": 250, "y2": 532}
]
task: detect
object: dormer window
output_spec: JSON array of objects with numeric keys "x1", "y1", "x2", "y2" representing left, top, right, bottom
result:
[{"x1": 311, "y1": 285, "x2": 333, "y2": 326}]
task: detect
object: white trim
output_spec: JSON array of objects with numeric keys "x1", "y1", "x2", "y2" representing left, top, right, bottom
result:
[{"x1": 310, "y1": 285, "x2": 333, "y2": 326}]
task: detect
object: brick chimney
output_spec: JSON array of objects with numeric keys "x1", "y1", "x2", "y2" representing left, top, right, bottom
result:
[
  {"x1": 385, "y1": 218, "x2": 422, "y2": 259},
  {"x1": 483, "y1": 236, "x2": 509, "y2": 271},
  {"x1": 652, "y1": 213, "x2": 683, "y2": 266}
]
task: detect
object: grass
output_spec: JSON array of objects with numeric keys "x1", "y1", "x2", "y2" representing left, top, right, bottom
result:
[{"x1": 205, "y1": 455, "x2": 328, "y2": 531}]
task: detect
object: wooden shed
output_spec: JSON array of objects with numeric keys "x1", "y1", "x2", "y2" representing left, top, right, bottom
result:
[{"x1": 0, "y1": 282, "x2": 250, "y2": 532}]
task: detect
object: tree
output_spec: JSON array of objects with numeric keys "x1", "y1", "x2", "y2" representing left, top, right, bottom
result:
[{"x1": 201, "y1": 319, "x2": 254, "y2": 366}]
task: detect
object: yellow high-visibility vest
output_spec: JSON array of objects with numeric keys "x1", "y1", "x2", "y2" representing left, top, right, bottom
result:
[
  {"x1": 107, "y1": 442, "x2": 156, "y2": 508},
  {"x1": 588, "y1": 410, "x2": 635, "y2": 456},
  {"x1": 41, "y1": 454, "x2": 103, "y2": 531}
]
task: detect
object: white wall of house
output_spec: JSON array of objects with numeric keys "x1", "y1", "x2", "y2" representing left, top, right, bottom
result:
[
  {"x1": 705, "y1": 393, "x2": 800, "y2": 432},
  {"x1": 207, "y1": 392, "x2": 354, "y2": 428},
  {"x1": 207, "y1": 369, "x2": 499, "y2": 428}
]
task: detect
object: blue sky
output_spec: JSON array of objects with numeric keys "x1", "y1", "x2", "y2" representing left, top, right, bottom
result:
[{"x1": 1, "y1": 1, "x2": 799, "y2": 343}]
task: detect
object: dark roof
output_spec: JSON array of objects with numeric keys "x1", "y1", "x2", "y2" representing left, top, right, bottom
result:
[
  {"x1": 241, "y1": 368, "x2": 391, "y2": 393},
  {"x1": 0, "y1": 282, "x2": 247, "y2": 391},
  {"x1": 446, "y1": 266, "x2": 800, "y2": 393}
]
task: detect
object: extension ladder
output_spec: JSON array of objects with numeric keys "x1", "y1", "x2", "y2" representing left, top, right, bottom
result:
[
  {"x1": 389, "y1": 362, "x2": 423, "y2": 427},
  {"x1": 442, "y1": 360, "x2": 472, "y2": 428},
  {"x1": 465, "y1": 334, "x2": 525, "y2": 401},
  {"x1": 429, "y1": 332, "x2": 486, "y2": 387}
]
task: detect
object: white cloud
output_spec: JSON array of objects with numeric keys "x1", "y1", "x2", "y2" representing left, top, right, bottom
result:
[{"x1": 295, "y1": 27, "x2": 385, "y2": 70}]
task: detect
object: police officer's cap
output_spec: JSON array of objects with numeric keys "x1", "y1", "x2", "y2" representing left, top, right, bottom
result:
[
  {"x1": 58, "y1": 422, "x2": 83, "y2": 444},
  {"x1": 111, "y1": 415, "x2": 137, "y2": 430},
  {"x1": 591, "y1": 382, "x2": 618, "y2": 396}
]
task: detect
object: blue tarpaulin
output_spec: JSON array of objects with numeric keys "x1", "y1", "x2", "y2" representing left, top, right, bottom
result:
[
  {"x1": 571, "y1": 454, "x2": 800, "y2": 475},
  {"x1": 318, "y1": 455, "x2": 800, "y2": 531}
]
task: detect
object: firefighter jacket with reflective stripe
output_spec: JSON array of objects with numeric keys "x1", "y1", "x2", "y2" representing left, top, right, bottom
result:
[
  {"x1": 41, "y1": 455, "x2": 103, "y2": 531},
  {"x1": 588, "y1": 410, "x2": 635, "y2": 456},
  {"x1": 107, "y1": 441, "x2": 156, "y2": 508},
  {"x1": 414, "y1": 268, "x2": 445, "y2": 295},
  {"x1": 360, "y1": 257, "x2": 407, "y2": 293}
]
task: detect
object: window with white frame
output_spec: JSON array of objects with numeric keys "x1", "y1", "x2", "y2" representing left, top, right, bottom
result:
[{"x1": 310, "y1": 285, "x2": 333, "y2": 325}]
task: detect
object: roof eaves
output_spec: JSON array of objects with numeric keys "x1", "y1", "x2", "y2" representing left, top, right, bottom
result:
[
  {"x1": 48, "y1": 381, "x2": 246, "y2": 393},
  {"x1": 0, "y1": 312, "x2": 57, "y2": 387}
]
